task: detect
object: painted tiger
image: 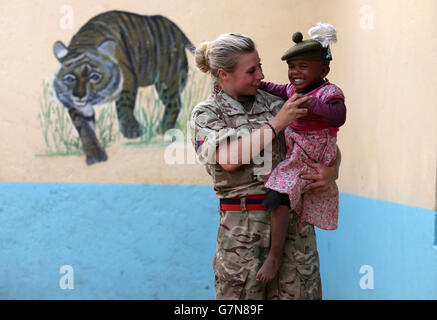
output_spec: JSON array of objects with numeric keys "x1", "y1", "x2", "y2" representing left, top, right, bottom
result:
[{"x1": 52, "y1": 10, "x2": 195, "y2": 165}]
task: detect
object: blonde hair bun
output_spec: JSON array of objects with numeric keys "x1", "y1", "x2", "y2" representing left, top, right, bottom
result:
[
  {"x1": 195, "y1": 41, "x2": 210, "y2": 73},
  {"x1": 194, "y1": 34, "x2": 255, "y2": 79}
]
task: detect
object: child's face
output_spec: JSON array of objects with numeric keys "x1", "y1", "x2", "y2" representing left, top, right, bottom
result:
[{"x1": 287, "y1": 59, "x2": 329, "y2": 91}]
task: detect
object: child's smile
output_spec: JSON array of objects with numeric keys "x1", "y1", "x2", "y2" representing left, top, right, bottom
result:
[{"x1": 287, "y1": 59, "x2": 329, "y2": 92}]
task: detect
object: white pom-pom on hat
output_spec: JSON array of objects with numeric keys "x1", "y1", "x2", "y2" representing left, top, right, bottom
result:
[{"x1": 308, "y1": 22, "x2": 337, "y2": 48}]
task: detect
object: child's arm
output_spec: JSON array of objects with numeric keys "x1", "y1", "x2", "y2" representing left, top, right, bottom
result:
[
  {"x1": 307, "y1": 98, "x2": 346, "y2": 128},
  {"x1": 259, "y1": 81, "x2": 290, "y2": 100}
]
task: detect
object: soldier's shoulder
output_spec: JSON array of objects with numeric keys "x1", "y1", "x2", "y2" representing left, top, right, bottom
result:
[
  {"x1": 191, "y1": 96, "x2": 220, "y2": 116},
  {"x1": 190, "y1": 95, "x2": 223, "y2": 126}
]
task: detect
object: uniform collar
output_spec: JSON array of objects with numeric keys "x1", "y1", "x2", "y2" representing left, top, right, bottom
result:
[{"x1": 215, "y1": 90, "x2": 266, "y2": 116}]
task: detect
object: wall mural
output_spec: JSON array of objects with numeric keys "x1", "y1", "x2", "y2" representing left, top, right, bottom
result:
[{"x1": 41, "y1": 10, "x2": 207, "y2": 166}]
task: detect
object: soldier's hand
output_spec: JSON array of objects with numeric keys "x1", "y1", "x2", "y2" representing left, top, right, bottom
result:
[
  {"x1": 292, "y1": 93, "x2": 312, "y2": 109},
  {"x1": 270, "y1": 95, "x2": 311, "y2": 132},
  {"x1": 300, "y1": 160, "x2": 338, "y2": 193}
]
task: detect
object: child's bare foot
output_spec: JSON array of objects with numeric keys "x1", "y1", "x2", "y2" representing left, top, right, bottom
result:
[{"x1": 256, "y1": 255, "x2": 282, "y2": 283}]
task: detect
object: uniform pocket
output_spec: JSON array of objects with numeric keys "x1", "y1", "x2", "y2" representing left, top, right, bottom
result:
[
  {"x1": 283, "y1": 212, "x2": 318, "y2": 265},
  {"x1": 213, "y1": 251, "x2": 249, "y2": 300},
  {"x1": 216, "y1": 210, "x2": 248, "y2": 254}
]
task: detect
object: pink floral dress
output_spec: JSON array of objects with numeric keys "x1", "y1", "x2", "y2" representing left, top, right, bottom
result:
[{"x1": 265, "y1": 82, "x2": 344, "y2": 230}]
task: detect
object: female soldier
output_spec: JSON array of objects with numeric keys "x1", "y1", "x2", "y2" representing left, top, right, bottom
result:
[{"x1": 190, "y1": 33, "x2": 340, "y2": 300}]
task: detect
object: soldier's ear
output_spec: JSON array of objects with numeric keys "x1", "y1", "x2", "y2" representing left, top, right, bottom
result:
[{"x1": 217, "y1": 68, "x2": 228, "y2": 81}]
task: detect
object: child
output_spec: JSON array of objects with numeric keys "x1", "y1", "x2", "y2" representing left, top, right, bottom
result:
[{"x1": 256, "y1": 23, "x2": 346, "y2": 283}]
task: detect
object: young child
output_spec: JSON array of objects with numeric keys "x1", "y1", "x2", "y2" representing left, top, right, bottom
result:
[{"x1": 256, "y1": 23, "x2": 346, "y2": 283}]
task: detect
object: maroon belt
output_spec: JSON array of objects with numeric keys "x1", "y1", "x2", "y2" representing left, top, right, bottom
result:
[{"x1": 219, "y1": 194, "x2": 267, "y2": 211}]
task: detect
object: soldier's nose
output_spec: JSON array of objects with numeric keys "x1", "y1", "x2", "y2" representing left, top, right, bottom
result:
[{"x1": 257, "y1": 70, "x2": 264, "y2": 81}]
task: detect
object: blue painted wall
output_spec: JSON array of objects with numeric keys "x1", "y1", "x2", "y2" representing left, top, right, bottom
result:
[
  {"x1": 316, "y1": 193, "x2": 437, "y2": 300},
  {"x1": 0, "y1": 183, "x2": 435, "y2": 299},
  {"x1": 0, "y1": 183, "x2": 218, "y2": 299}
]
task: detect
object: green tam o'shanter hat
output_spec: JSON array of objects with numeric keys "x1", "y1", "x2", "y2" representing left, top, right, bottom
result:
[{"x1": 281, "y1": 23, "x2": 337, "y2": 61}]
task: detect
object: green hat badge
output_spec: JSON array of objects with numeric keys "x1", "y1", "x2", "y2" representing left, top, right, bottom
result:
[{"x1": 281, "y1": 23, "x2": 337, "y2": 62}]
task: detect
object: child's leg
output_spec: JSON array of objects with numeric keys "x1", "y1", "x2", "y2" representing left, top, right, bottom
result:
[{"x1": 256, "y1": 204, "x2": 290, "y2": 283}]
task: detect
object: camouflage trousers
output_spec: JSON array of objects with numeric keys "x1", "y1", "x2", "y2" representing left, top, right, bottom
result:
[{"x1": 213, "y1": 198, "x2": 322, "y2": 300}]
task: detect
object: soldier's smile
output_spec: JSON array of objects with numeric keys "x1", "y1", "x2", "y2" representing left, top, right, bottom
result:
[{"x1": 220, "y1": 50, "x2": 264, "y2": 100}]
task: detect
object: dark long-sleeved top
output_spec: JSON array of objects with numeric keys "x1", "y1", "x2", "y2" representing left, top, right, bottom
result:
[{"x1": 259, "y1": 81, "x2": 346, "y2": 129}]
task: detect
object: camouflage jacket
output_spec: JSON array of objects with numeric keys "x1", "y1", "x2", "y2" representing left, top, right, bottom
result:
[{"x1": 190, "y1": 90, "x2": 287, "y2": 198}]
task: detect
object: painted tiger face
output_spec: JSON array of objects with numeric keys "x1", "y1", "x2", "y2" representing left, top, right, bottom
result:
[{"x1": 53, "y1": 40, "x2": 122, "y2": 115}]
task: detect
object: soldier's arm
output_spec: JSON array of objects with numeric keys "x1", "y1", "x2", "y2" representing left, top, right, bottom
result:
[
  {"x1": 216, "y1": 94, "x2": 310, "y2": 171},
  {"x1": 216, "y1": 123, "x2": 276, "y2": 171}
]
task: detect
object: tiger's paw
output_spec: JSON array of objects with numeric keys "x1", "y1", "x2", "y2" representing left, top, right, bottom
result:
[
  {"x1": 120, "y1": 118, "x2": 142, "y2": 139},
  {"x1": 85, "y1": 148, "x2": 108, "y2": 166}
]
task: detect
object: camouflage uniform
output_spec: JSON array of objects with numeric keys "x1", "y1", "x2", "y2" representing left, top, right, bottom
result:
[{"x1": 190, "y1": 90, "x2": 322, "y2": 300}]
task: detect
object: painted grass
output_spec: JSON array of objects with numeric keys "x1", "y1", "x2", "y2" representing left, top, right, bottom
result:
[
  {"x1": 38, "y1": 81, "x2": 82, "y2": 156},
  {"x1": 38, "y1": 68, "x2": 212, "y2": 156}
]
